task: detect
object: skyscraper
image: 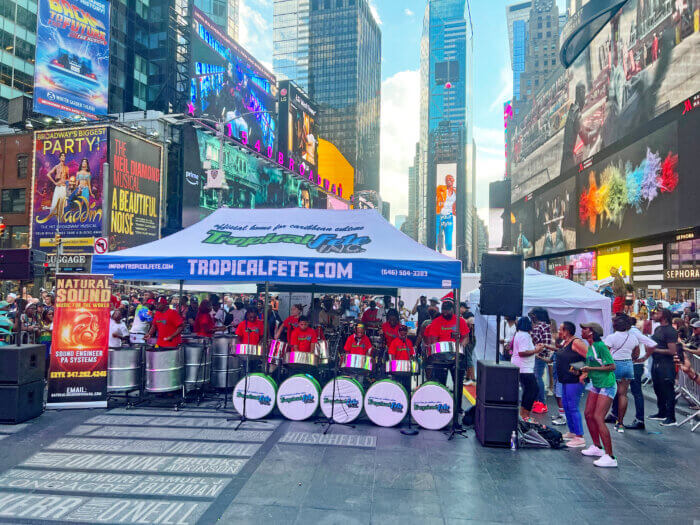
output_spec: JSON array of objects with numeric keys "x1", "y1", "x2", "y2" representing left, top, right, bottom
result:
[
  {"x1": 273, "y1": 0, "x2": 382, "y2": 193},
  {"x1": 418, "y1": 0, "x2": 474, "y2": 267},
  {"x1": 0, "y1": 1, "x2": 36, "y2": 120},
  {"x1": 407, "y1": 142, "x2": 420, "y2": 240},
  {"x1": 505, "y1": 1, "x2": 531, "y2": 102},
  {"x1": 519, "y1": 0, "x2": 562, "y2": 103},
  {"x1": 194, "y1": 0, "x2": 239, "y2": 41}
]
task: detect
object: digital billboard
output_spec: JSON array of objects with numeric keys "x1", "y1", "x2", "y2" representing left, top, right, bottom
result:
[
  {"x1": 509, "y1": 1, "x2": 700, "y2": 202},
  {"x1": 33, "y1": 0, "x2": 110, "y2": 120},
  {"x1": 279, "y1": 81, "x2": 319, "y2": 173},
  {"x1": 107, "y1": 129, "x2": 163, "y2": 252},
  {"x1": 31, "y1": 127, "x2": 108, "y2": 253},
  {"x1": 534, "y1": 176, "x2": 576, "y2": 256},
  {"x1": 182, "y1": 126, "x2": 326, "y2": 228},
  {"x1": 435, "y1": 163, "x2": 457, "y2": 257},
  {"x1": 188, "y1": 7, "x2": 277, "y2": 153},
  {"x1": 511, "y1": 197, "x2": 534, "y2": 259}
]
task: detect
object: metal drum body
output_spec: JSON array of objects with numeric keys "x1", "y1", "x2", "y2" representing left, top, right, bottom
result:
[
  {"x1": 212, "y1": 335, "x2": 239, "y2": 389},
  {"x1": 268, "y1": 340, "x2": 288, "y2": 365},
  {"x1": 426, "y1": 341, "x2": 464, "y2": 364},
  {"x1": 386, "y1": 359, "x2": 420, "y2": 376},
  {"x1": 184, "y1": 342, "x2": 210, "y2": 390},
  {"x1": 340, "y1": 354, "x2": 372, "y2": 375},
  {"x1": 411, "y1": 381, "x2": 454, "y2": 430},
  {"x1": 232, "y1": 373, "x2": 278, "y2": 419},
  {"x1": 277, "y1": 374, "x2": 322, "y2": 421},
  {"x1": 108, "y1": 346, "x2": 141, "y2": 392},
  {"x1": 234, "y1": 344, "x2": 264, "y2": 360},
  {"x1": 284, "y1": 351, "x2": 319, "y2": 372},
  {"x1": 145, "y1": 348, "x2": 184, "y2": 393},
  {"x1": 314, "y1": 341, "x2": 331, "y2": 366},
  {"x1": 320, "y1": 376, "x2": 365, "y2": 423},
  {"x1": 364, "y1": 379, "x2": 409, "y2": 427}
]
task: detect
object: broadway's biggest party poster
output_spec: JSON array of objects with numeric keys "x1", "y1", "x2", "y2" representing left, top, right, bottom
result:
[
  {"x1": 32, "y1": 127, "x2": 107, "y2": 253},
  {"x1": 48, "y1": 274, "x2": 111, "y2": 408}
]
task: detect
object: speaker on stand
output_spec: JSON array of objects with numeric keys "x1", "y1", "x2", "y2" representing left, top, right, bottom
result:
[{"x1": 0, "y1": 343, "x2": 46, "y2": 424}]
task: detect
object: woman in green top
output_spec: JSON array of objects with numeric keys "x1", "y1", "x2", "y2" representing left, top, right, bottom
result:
[{"x1": 579, "y1": 322, "x2": 618, "y2": 468}]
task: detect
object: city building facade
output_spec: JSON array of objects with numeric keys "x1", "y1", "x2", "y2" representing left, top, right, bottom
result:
[
  {"x1": 0, "y1": 0, "x2": 36, "y2": 121},
  {"x1": 506, "y1": 1, "x2": 531, "y2": 103},
  {"x1": 194, "y1": 0, "x2": 239, "y2": 41},
  {"x1": 0, "y1": 132, "x2": 32, "y2": 249},
  {"x1": 406, "y1": 142, "x2": 420, "y2": 240}
]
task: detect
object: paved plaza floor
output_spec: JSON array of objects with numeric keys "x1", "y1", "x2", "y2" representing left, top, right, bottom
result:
[{"x1": 0, "y1": 397, "x2": 698, "y2": 525}]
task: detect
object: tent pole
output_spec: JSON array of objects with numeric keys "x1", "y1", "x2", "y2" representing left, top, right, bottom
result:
[
  {"x1": 178, "y1": 280, "x2": 183, "y2": 308},
  {"x1": 263, "y1": 281, "x2": 270, "y2": 374},
  {"x1": 496, "y1": 315, "x2": 501, "y2": 365}
]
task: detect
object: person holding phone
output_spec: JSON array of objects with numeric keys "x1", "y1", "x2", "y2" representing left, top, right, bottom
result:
[
  {"x1": 648, "y1": 308, "x2": 681, "y2": 426},
  {"x1": 511, "y1": 317, "x2": 539, "y2": 423}
]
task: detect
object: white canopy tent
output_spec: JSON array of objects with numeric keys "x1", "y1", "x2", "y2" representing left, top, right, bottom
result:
[{"x1": 468, "y1": 268, "x2": 613, "y2": 361}]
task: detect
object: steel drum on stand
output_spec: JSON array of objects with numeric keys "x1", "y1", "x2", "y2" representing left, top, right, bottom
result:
[
  {"x1": 425, "y1": 341, "x2": 464, "y2": 364},
  {"x1": 234, "y1": 344, "x2": 265, "y2": 360},
  {"x1": 145, "y1": 347, "x2": 184, "y2": 393},
  {"x1": 211, "y1": 335, "x2": 239, "y2": 388},
  {"x1": 411, "y1": 381, "x2": 454, "y2": 430},
  {"x1": 364, "y1": 379, "x2": 409, "y2": 427},
  {"x1": 320, "y1": 376, "x2": 364, "y2": 424},
  {"x1": 314, "y1": 341, "x2": 332, "y2": 367},
  {"x1": 183, "y1": 340, "x2": 210, "y2": 390},
  {"x1": 340, "y1": 354, "x2": 373, "y2": 375},
  {"x1": 276, "y1": 374, "x2": 322, "y2": 421},
  {"x1": 385, "y1": 359, "x2": 420, "y2": 376},
  {"x1": 283, "y1": 351, "x2": 319, "y2": 372},
  {"x1": 268, "y1": 340, "x2": 288, "y2": 366},
  {"x1": 107, "y1": 346, "x2": 142, "y2": 392},
  {"x1": 232, "y1": 373, "x2": 278, "y2": 419}
]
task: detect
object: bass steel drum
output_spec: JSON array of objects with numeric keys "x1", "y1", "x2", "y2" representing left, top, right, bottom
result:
[
  {"x1": 277, "y1": 374, "x2": 321, "y2": 421},
  {"x1": 320, "y1": 376, "x2": 364, "y2": 424},
  {"x1": 411, "y1": 381, "x2": 454, "y2": 430},
  {"x1": 364, "y1": 379, "x2": 408, "y2": 428},
  {"x1": 232, "y1": 373, "x2": 278, "y2": 420}
]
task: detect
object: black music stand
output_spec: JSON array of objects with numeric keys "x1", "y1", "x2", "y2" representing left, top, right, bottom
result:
[{"x1": 315, "y1": 322, "x2": 355, "y2": 434}]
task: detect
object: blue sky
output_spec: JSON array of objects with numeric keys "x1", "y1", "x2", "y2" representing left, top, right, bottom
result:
[{"x1": 238, "y1": 0, "x2": 549, "y2": 221}]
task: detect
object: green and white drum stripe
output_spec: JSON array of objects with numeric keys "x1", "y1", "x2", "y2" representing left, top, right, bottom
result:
[
  {"x1": 232, "y1": 373, "x2": 278, "y2": 420},
  {"x1": 277, "y1": 374, "x2": 322, "y2": 421},
  {"x1": 364, "y1": 379, "x2": 409, "y2": 428},
  {"x1": 411, "y1": 381, "x2": 454, "y2": 430}
]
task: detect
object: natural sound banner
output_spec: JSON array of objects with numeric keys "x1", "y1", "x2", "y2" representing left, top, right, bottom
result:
[{"x1": 48, "y1": 274, "x2": 111, "y2": 408}]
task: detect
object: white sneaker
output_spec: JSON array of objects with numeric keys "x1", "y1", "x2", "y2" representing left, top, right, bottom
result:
[
  {"x1": 551, "y1": 415, "x2": 566, "y2": 426},
  {"x1": 565, "y1": 436, "x2": 586, "y2": 448},
  {"x1": 581, "y1": 445, "x2": 605, "y2": 457},
  {"x1": 593, "y1": 454, "x2": 618, "y2": 468}
]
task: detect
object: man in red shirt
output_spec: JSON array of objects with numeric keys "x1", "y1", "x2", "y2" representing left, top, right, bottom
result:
[
  {"x1": 274, "y1": 304, "x2": 302, "y2": 342},
  {"x1": 343, "y1": 324, "x2": 373, "y2": 356},
  {"x1": 387, "y1": 324, "x2": 415, "y2": 393},
  {"x1": 290, "y1": 316, "x2": 317, "y2": 353},
  {"x1": 147, "y1": 297, "x2": 183, "y2": 348},
  {"x1": 382, "y1": 309, "x2": 401, "y2": 349},
  {"x1": 424, "y1": 301, "x2": 469, "y2": 393},
  {"x1": 235, "y1": 308, "x2": 265, "y2": 345},
  {"x1": 360, "y1": 300, "x2": 381, "y2": 327}
]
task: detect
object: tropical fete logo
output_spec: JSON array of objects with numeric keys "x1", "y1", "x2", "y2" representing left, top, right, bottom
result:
[
  {"x1": 280, "y1": 393, "x2": 316, "y2": 404},
  {"x1": 367, "y1": 397, "x2": 404, "y2": 413},
  {"x1": 323, "y1": 396, "x2": 359, "y2": 409},
  {"x1": 413, "y1": 402, "x2": 451, "y2": 414},
  {"x1": 236, "y1": 391, "x2": 272, "y2": 405}
]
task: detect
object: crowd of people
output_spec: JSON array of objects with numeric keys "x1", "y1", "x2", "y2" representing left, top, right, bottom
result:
[{"x1": 502, "y1": 303, "x2": 700, "y2": 468}]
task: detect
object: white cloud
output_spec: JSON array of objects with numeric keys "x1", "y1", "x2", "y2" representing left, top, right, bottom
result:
[
  {"x1": 404, "y1": 8, "x2": 414, "y2": 16},
  {"x1": 238, "y1": 0, "x2": 273, "y2": 64},
  {"x1": 380, "y1": 70, "x2": 420, "y2": 223},
  {"x1": 488, "y1": 66, "x2": 514, "y2": 112},
  {"x1": 369, "y1": 1, "x2": 382, "y2": 24}
]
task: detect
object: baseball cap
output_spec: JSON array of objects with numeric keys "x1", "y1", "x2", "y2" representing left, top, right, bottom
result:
[
  {"x1": 429, "y1": 297, "x2": 439, "y2": 303},
  {"x1": 157, "y1": 297, "x2": 169, "y2": 306},
  {"x1": 580, "y1": 322, "x2": 604, "y2": 337},
  {"x1": 692, "y1": 320, "x2": 700, "y2": 329}
]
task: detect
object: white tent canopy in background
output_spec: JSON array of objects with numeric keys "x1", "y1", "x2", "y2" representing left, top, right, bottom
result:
[{"x1": 468, "y1": 268, "x2": 613, "y2": 361}]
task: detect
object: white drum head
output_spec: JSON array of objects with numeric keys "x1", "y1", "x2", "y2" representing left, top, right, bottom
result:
[
  {"x1": 411, "y1": 382, "x2": 454, "y2": 430},
  {"x1": 277, "y1": 374, "x2": 321, "y2": 421},
  {"x1": 320, "y1": 376, "x2": 364, "y2": 424},
  {"x1": 364, "y1": 379, "x2": 408, "y2": 428},
  {"x1": 233, "y1": 373, "x2": 277, "y2": 420}
]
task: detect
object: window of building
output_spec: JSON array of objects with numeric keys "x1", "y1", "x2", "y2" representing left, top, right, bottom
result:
[
  {"x1": 667, "y1": 240, "x2": 700, "y2": 271},
  {"x1": 546, "y1": 31, "x2": 551, "y2": 37},
  {"x1": 8, "y1": 226, "x2": 29, "y2": 249},
  {"x1": 16, "y1": 154, "x2": 28, "y2": 179},
  {"x1": 1, "y1": 188, "x2": 26, "y2": 214},
  {"x1": 538, "y1": 32, "x2": 542, "y2": 38}
]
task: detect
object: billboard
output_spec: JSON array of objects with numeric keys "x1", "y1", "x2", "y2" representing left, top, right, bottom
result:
[
  {"x1": 509, "y1": 1, "x2": 700, "y2": 202},
  {"x1": 279, "y1": 81, "x2": 319, "y2": 173},
  {"x1": 511, "y1": 197, "x2": 534, "y2": 259},
  {"x1": 188, "y1": 7, "x2": 277, "y2": 153},
  {"x1": 534, "y1": 176, "x2": 576, "y2": 256},
  {"x1": 31, "y1": 127, "x2": 108, "y2": 253},
  {"x1": 182, "y1": 126, "x2": 326, "y2": 227},
  {"x1": 48, "y1": 273, "x2": 111, "y2": 408},
  {"x1": 435, "y1": 163, "x2": 457, "y2": 257},
  {"x1": 107, "y1": 129, "x2": 163, "y2": 252},
  {"x1": 327, "y1": 195, "x2": 350, "y2": 210},
  {"x1": 33, "y1": 0, "x2": 110, "y2": 120}
]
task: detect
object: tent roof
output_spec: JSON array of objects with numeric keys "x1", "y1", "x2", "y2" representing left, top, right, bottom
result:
[{"x1": 92, "y1": 208, "x2": 461, "y2": 289}]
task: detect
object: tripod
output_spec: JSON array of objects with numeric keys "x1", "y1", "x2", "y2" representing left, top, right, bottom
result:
[
  {"x1": 315, "y1": 323, "x2": 354, "y2": 434},
  {"x1": 445, "y1": 337, "x2": 468, "y2": 441}
]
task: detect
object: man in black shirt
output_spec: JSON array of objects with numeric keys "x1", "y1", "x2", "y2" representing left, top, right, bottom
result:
[
  {"x1": 649, "y1": 308, "x2": 680, "y2": 426},
  {"x1": 412, "y1": 296, "x2": 430, "y2": 327}
]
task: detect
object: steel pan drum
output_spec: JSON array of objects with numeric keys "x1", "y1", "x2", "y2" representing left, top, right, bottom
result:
[
  {"x1": 340, "y1": 354, "x2": 372, "y2": 375},
  {"x1": 268, "y1": 340, "x2": 288, "y2": 365},
  {"x1": 212, "y1": 335, "x2": 239, "y2": 389},
  {"x1": 284, "y1": 351, "x2": 319, "y2": 371},
  {"x1": 385, "y1": 359, "x2": 420, "y2": 376},
  {"x1": 426, "y1": 341, "x2": 464, "y2": 364},
  {"x1": 314, "y1": 341, "x2": 331, "y2": 366},
  {"x1": 234, "y1": 344, "x2": 264, "y2": 360},
  {"x1": 108, "y1": 346, "x2": 141, "y2": 392},
  {"x1": 184, "y1": 342, "x2": 210, "y2": 390},
  {"x1": 145, "y1": 347, "x2": 184, "y2": 393}
]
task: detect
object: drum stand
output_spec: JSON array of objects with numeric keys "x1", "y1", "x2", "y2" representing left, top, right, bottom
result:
[
  {"x1": 445, "y1": 349, "x2": 468, "y2": 441},
  {"x1": 315, "y1": 325, "x2": 354, "y2": 434},
  {"x1": 400, "y1": 373, "x2": 419, "y2": 436}
]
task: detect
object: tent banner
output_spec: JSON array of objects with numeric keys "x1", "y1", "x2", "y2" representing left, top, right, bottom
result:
[{"x1": 47, "y1": 274, "x2": 112, "y2": 409}]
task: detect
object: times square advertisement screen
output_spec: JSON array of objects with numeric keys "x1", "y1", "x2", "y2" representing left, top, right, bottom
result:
[
  {"x1": 33, "y1": 0, "x2": 110, "y2": 120},
  {"x1": 188, "y1": 7, "x2": 277, "y2": 153}
]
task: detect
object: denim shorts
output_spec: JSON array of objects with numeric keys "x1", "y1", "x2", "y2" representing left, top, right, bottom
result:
[
  {"x1": 586, "y1": 383, "x2": 618, "y2": 399},
  {"x1": 614, "y1": 359, "x2": 634, "y2": 380}
]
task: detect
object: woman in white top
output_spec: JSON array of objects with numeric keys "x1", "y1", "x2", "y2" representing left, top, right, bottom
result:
[
  {"x1": 512, "y1": 316, "x2": 539, "y2": 422},
  {"x1": 500, "y1": 316, "x2": 517, "y2": 361}
]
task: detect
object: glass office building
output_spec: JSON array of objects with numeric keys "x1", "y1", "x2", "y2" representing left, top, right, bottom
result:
[
  {"x1": 506, "y1": 2, "x2": 531, "y2": 102},
  {"x1": 0, "y1": 0, "x2": 36, "y2": 120},
  {"x1": 273, "y1": 0, "x2": 310, "y2": 92}
]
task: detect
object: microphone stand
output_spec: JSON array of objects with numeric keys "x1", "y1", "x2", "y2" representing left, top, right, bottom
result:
[
  {"x1": 401, "y1": 346, "x2": 419, "y2": 436},
  {"x1": 446, "y1": 295, "x2": 468, "y2": 440},
  {"x1": 315, "y1": 322, "x2": 354, "y2": 434}
]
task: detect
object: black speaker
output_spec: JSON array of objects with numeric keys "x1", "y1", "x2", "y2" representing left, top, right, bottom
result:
[
  {"x1": 475, "y1": 402, "x2": 519, "y2": 448},
  {"x1": 480, "y1": 253, "x2": 523, "y2": 317},
  {"x1": 0, "y1": 380, "x2": 44, "y2": 423},
  {"x1": 0, "y1": 344, "x2": 46, "y2": 385},
  {"x1": 476, "y1": 360, "x2": 519, "y2": 406}
]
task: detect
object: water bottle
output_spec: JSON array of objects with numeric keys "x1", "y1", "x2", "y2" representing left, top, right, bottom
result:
[{"x1": 510, "y1": 430, "x2": 517, "y2": 450}]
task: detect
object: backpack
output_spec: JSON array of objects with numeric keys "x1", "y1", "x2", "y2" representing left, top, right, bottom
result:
[{"x1": 518, "y1": 420, "x2": 564, "y2": 449}]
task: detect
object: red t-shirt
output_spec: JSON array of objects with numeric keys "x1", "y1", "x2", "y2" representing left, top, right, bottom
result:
[
  {"x1": 361, "y1": 308, "x2": 379, "y2": 324},
  {"x1": 382, "y1": 322, "x2": 401, "y2": 347},
  {"x1": 282, "y1": 315, "x2": 300, "y2": 338},
  {"x1": 235, "y1": 319, "x2": 265, "y2": 345},
  {"x1": 388, "y1": 337, "x2": 415, "y2": 360},
  {"x1": 194, "y1": 312, "x2": 216, "y2": 337},
  {"x1": 290, "y1": 327, "x2": 317, "y2": 352},
  {"x1": 427, "y1": 315, "x2": 469, "y2": 343},
  {"x1": 343, "y1": 334, "x2": 372, "y2": 356},
  {"x1": 153, "y1": 309, "x2": 183, "y2": 347}
]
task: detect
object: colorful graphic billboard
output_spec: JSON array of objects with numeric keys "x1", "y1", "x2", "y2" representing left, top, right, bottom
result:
[
  {"x1": 188, "y1": 7, "x2": 277, "y2": 153},
  {"x1": 435, "y1": 163, "x2": 457, "y2": 257},
  {"x1": 534, "y1": 176, "x2": 576, "y2": 256},
  {"x1": 279, "y1": 81, "x2": 319, "y2": 172},
  {"x1": 33, "y1": 0, "x2": 110, "y2": 120},
  {"x1": 509, "y1": 1, "x2": 700, "y2": 202},
  {"x1": 107, "y1": 129, "x2": 163, "y2": 252},
  {"x1": 182, "y1": 126, "x2": 326, "y2": 228},
  {"x1": 31, "y1": 127, "x2": 108, "y2": 253},
  {"x1": 511, "y1": 197, "x2": 535, "y2": 259},
  {"x1": 48, "y1": 274, "x2": 111, "y2": 408}
]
